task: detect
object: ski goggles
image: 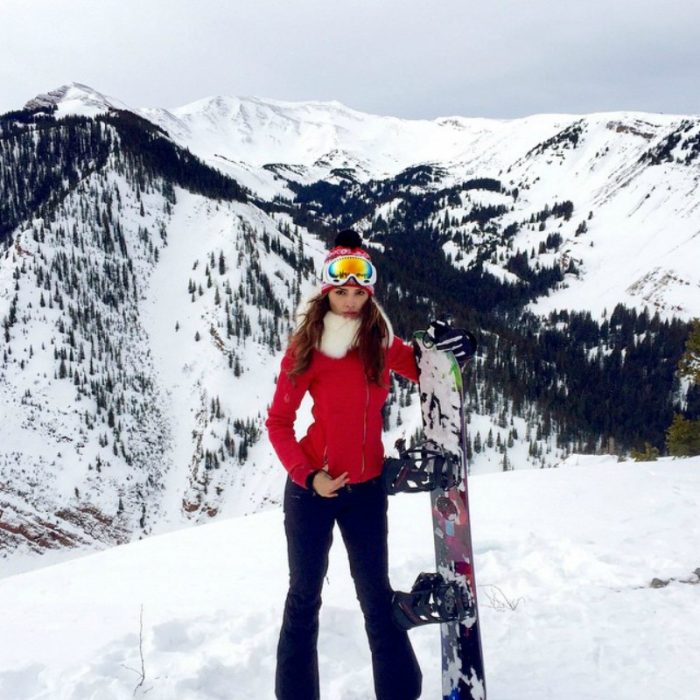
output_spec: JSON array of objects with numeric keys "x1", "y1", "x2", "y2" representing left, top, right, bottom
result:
[{"x1": 322, "y1": 255, "x2": 377, "y2": 287}]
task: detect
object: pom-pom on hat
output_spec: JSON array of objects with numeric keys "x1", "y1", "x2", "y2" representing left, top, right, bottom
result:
[{"x1": 321, "y1": 229, "x2": 376, "y2": 295}]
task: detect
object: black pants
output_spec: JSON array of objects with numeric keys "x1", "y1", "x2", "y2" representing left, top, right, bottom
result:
[{"x1": 276, "y1": 477, "x2": 422, "y2": 700}]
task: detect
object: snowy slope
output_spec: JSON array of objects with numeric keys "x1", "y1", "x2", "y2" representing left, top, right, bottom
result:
[
  {"x1": 0, "y1": 169, "x2": 330, "y2": 569},
  {"x1": 511, "y1": 116, "x2": 700, "y2": 319},
  {"x1": 137, "y1": 190, "x2": 330, "y2": 524},
  {"x1": 1, "y1": 455, "x2": 699, "y2": 699}
]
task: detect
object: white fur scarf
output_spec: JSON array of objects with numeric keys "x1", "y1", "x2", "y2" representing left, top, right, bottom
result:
[
  {"x1": 295, "y1": 295, "x2": 395, "y2": 359},
  {"x1": 319, "y1": 312, "x2": 362, "y2": 358}
]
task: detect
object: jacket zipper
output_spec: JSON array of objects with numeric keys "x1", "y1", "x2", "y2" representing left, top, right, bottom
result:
[{"x1": 361, "y1": 377, "x2": 369, "y2": 476}]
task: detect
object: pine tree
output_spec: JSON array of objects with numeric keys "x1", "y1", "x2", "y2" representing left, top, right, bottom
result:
[
  {"x1": 663, "y1": 319, "x2": 700, "y2": 456},
  {"x1": 501, "y1": 452, "x2": 510, "y2": 471},
  {"x1": 679, "y1": 319, "x2": 700, "y2": 384},
  {"x1": 666, "y1": 414, "x2": 700, "y2": 457}
]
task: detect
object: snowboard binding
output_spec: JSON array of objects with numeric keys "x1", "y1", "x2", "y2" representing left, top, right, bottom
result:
[
  {"x1": 392, "y1": 572, "x2": 471, "y2": 630},
  {"x1": 383, "y1": 439, "x2": 460, "y2": 494}
]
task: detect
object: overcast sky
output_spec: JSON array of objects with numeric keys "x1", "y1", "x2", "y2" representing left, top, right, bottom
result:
[{"x1": 2, "y1": 0, "x2": 699, "y2": 119}]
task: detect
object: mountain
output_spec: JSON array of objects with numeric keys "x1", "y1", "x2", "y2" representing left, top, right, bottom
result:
[
  {"x1": 15, "y1": 84, "x2": 700, "y2": 318},
  {"x1": 141, "y1": 90, "x2": 700, "y2": 319},
  {"x1": 1, "y1": 456, "x2": 699, "y2": 699},
  {"x1": 1, "y1": 83, "x2": 698, "y2": 571}
]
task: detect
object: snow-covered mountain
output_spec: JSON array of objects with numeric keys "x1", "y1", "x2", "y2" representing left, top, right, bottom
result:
[
  {"x1": 1, "y1": 456, "x2": 699, "y2": 699},
  {"x1": 48, "y1": 83, "x2": 700, "y2": 318},
  {"x1": 1, "y1": 83, "x2": 699, "y2": 572},
  {"x1": 19, "y1": 83, "x2": 700, "y2": 318}
]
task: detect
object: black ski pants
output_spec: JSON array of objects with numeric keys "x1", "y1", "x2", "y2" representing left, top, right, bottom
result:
[{"x1": 276, "y1": 476, "x2": 422, "y2": 700}]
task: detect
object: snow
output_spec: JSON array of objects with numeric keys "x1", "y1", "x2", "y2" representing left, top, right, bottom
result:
[
  {"x1": 156, "y1": 100, "x2": 578, "y2": 184},
  {"x1": 528, "y1": 159, "x2": 700, "y2": 319},
  {"x1": 23, "y1": 83, "x2": 129, "y2": 119},
  {"x1": 1, "y1": 455, "x2": 699, "y2": 699}
]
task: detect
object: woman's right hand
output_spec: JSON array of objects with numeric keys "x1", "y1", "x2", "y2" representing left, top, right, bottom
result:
[{"x1": 312, "y1": 471, "x2": 349, "y2": 497}]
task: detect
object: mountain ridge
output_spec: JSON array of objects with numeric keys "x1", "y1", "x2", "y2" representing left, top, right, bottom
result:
[
  {"x1": 23, "y1": 82, "x2": 693, "y2": 175},
  {"x1": 1, "y1": 84, "x2": 698, "y2": 572}
]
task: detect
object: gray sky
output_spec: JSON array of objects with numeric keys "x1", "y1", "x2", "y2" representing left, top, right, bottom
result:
[{"x1": 2, "y1": 0, "x2": 699, "y2": 119}]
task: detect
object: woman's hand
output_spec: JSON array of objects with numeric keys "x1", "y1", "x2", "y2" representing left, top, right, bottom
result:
[{"x1": 312, "y1": 471, "x2": 349, "y2": 497}]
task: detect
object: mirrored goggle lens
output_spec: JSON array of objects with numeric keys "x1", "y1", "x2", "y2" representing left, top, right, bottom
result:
[{"x1": 326, "y1": 257, "x2": 375, "y2": 284}]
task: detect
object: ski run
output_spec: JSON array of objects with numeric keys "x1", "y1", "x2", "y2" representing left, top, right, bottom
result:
[{"x1": 1, "y1": 455, "x2": 699, "y2": 700}]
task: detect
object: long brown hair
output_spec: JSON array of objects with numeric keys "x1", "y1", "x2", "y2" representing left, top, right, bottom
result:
[{"x1": 288, "y1": 292, "x2": 390, "y2": 385}]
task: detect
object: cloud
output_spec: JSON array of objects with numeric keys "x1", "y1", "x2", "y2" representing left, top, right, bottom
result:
[{"x1": 1, "y1": 0, "x2": 699, "y2": 118}]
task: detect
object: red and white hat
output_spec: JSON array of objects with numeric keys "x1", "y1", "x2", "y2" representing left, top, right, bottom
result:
[{"x1": 321, "y1": 230, "x2": 376, "y2": 295}]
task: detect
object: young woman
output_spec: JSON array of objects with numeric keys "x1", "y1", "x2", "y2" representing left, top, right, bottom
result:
[{"x1": 266, "y1": 229, "x2": 423, "y2": 700}]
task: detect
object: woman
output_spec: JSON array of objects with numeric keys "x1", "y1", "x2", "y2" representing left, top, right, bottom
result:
[{"x1": 266, "y1": 229, "x2": 423, "y2": 700}]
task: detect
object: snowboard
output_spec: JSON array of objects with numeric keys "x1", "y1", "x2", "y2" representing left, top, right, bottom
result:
[{"x1": 389, "y1": 330, "x2": 486, "y2": 700}]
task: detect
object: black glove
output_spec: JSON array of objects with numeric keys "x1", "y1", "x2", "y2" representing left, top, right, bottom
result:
[{"x1": 427, "y1": 319, "x2": 477, "y2": 369}]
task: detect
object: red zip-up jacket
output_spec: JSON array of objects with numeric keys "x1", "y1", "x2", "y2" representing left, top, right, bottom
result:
[{"x1": 266, "y1": 336, "x2": 418, "y2": 487}]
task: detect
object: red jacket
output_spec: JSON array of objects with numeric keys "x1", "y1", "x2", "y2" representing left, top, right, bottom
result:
[{"x1": 266, "y1": 336, "x2": 418, "y2": 487}]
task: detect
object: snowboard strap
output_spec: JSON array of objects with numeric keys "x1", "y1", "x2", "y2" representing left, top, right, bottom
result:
[
  {"x1": 392, "y1": 572, "x2": 471, "y2": 630},
  {"x1": 383, "y1": 440, "x2": 461, "y2": 494}
]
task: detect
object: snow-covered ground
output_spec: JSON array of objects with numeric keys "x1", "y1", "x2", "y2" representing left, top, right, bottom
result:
[{"x1": 1, "y1": 455, "x2": 699, "y2": 700}]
